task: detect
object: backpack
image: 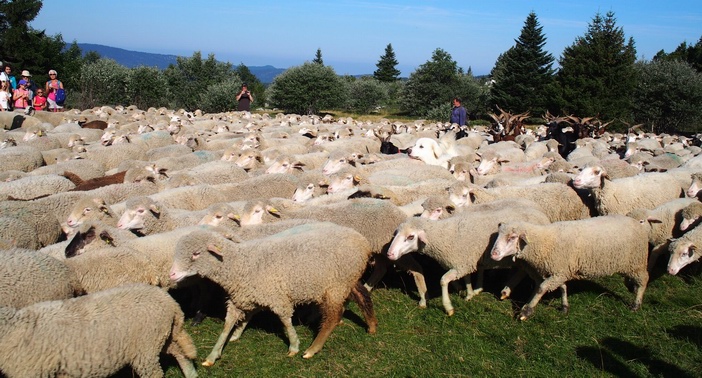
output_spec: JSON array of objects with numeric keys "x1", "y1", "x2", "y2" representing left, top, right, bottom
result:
[{"x1": 55, "y1": 87, "x2": 66, "y2": 105}]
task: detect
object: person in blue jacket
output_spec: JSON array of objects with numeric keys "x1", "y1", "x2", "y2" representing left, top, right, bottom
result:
[{"x1": 450, "y1": 97, "x2": 466, "y2": 126}]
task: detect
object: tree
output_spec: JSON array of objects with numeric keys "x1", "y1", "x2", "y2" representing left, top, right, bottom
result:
[
  {"x1": 267, "y1": 62, "x2": 345, "y2": 114},
  {"x1": 77, "y1": 58, "x2": 129, "y2": 109},
  {"x1": 555, "y1": 11, "x2": 637, "y2": 123},
  {"x1": 489, "y1": 12, "x2": 555, "y2": 115},
  {"x1": 126, "y1": 65, "x2": 170, "y2": 110},
  {"x1": 313, "y1": 48, "x2": 323, "y2": 65},
  {"x1": 0, "y1": 0, "x2": 43, "y2": 63},
  {"x1": 399, "y1": 48, "x2": 468, "y2": 117},
  {"x1": 374, "y1": 43, "x2": 401, "y2": 82},
  {"x1": 632, "y1": 59, "x2": 702, "y2": 133},
  {"x1": 654, "y1": 36, "x2": 702, "y2": 73},
  {"x1": 163, "y1": 51, "x2": 232, "y2": 111}
]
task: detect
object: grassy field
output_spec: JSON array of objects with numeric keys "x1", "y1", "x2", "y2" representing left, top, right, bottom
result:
[{"x1": 157, "y1": 260, "x2": 702, "y2": 378}]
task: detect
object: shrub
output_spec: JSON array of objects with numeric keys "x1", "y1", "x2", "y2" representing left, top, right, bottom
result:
[
  {"x1": 345, "y1": 77, "x2": 387, "y2": 114},
  {"x1": 267, "y1": 62, "x2": 346, "y2": 115},
  {"x1": 77, "y1": 58, "x2": 129, "y2": 109},
  {"x1": 199, "y1": 78, "x2": 244, "y2": 113}
]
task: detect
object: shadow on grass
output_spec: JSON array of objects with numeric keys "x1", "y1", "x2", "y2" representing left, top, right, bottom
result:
[
  {"x1": 667, "y1": 324, "x2": 702, "y2": 349},
  {"x1": 577, "y1": 337, "x2": 695, "y2": 378}
]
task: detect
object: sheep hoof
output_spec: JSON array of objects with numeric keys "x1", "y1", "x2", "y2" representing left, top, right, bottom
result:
[
  {"x1": 519, "y1": 307, "x2": 534, "y2": 321},
  {"x1": 447, "y1": 308, "x2": 455, "y2": 317},
  {"x1": 418, "y1": 302, "x2": 427, "y2": 309},
  {"x1": 363, "y1": 283, "x2": 373, "y2": 292},
  {"x1": 302, "y1": 351, "x2": 315, "y2": 359},
  {"x1": 202, "y1": 360, "x2": 215, "y2": 367},
  {"x1": 287, "y1": 350, "x2": 299, "y2": 357},
  {"x1": 191, "y1": 311, "x2": 206, "y2": 326},
  {"x1": 500, "y1": 292, "x2": 510, "y2": 300},
  {"x1": 561, "y1": 305, "x2": 569, "y2": 314},
  {"x1": 630, "y1": 303, "x2": 641, "y2": 311}
]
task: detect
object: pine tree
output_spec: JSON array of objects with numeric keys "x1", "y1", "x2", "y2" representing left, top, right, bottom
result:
[
  {"x1": 489, "y1": 12, "x2": 554, "y2": 115},
  {"x1": 313, "y1": 48, "x2": 323, "y2": 65},
  {"x1": 374, "y1": 43, "x2": 401, "y2": 82},
  {"x1": 555, "y1": 11, "x2": 637, "y2": 122}
]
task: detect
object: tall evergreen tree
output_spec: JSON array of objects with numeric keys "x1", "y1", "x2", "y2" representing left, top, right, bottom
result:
[
  {"x1": 653, "y1": 36, "x2": 702, "y2": 73},
  {"x1": 374, "y1": 43, "x2": 401, "y2": 82},
  {"x1": 555, "y1": 11, "x2": 636, "y2": 122},
  {"x1": 313, "y1": 48, "x2": 323, "y2": 65},
  {"x1": 489, "y1": 12, "x2": 554, "y2": 115}
]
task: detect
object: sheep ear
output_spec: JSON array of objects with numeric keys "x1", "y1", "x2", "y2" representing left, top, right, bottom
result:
[
  {"x1": 292, "y1": 162, "x2": 305, "y2": 171},
  {"x1": 207, "y1": 243, "x2": 224, "y2": 258},
  {"x1": 65, "y1": 226, "x2": 96, "y2": 258},
  {"x1": 646, "y1": 215, "x2": 663, "y2": 224},
  {"x1": 99, "y1": 230, "x2": 115, "y2": 246},
  {"x1": 148, "y1": 203, "x2": 160, "y2": 216},
  {"x1": 518, "y1": 230, "x2": 528, "y2": 244},
  {"x1": 266, "y1": 205, "x2": 281, "y2": 217},
  {"x1": 417, "y1": 229, "x2": 429, "y2": 244},
  {"x1": 446, "y1": 204, "x2": 456, "y2": 214},
  {"x1": 353, "y1": 175, "x2": 362, "y2": 184}
]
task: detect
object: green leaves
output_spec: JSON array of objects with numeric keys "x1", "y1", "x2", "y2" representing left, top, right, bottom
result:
[{"x1": 267, "y1": 62, "x2": 345, "y2": 115}]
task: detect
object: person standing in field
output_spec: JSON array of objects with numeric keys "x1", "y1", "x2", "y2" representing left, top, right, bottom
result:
[
  {"x1": 0, "y1": 80, "x2": 11, "y2": 111},
  {"x1": 45, "y1": 69, "x2": 64, "y2": 112},
  {"x1": 236, "y1": 83, "x2": 253, "y2": 111},
  {"x1": 450, "y1": 97, "x2": 466, "y2": 126}
]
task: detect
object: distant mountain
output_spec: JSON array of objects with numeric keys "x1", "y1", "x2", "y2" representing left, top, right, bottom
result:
[{"x1": 74, "y1": 43, "x2": 286, "y2": 84}]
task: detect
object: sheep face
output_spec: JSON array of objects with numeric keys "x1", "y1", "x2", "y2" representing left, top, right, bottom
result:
[
  {"x1": 238, "y1": 201, "x2": 279, "y2": 226},
  {"x1": 321, "y1": 156, "x2": 348, "y2": 175},
  {"x1": 687, "y1": 178, "x2": 702, "y2": 198},
  {"x1": 572, "y1": 165, "x2": 607, "y2": 189},
  {"x1": 66, "y1": 197, "x2": 111, "y2": 228},
  {"x1": 680, "y1": 204, "x2": 702, "y2": 231},
  {"x1": 170, "y1": 231, "x2": 223, "y2": 282},
  {"x1": 447, "y1": 184, "x2": 471, "y2": 207},
  {"x1": 667, "y1": 240, "x2": 698, "y2": 275},
  {"x1": 117, "y1": 200, "x2": 159, "y2": 230},
  {"x1": 327, "y1": 172, "x2": 357, "y2": 194},
  {"x1": 199, "y1": 205, "x2": 238, "y2": 227},
  {"x1": 490, "y1": 224, "x2": 525, "y2": 262},
  {"x1": 265, "y1": 156, "x2": 304, "y2": 175},
  {"x1": 293, "y1": 183, "x2": 315, "y2": 203},
  {"x1": 387, "y1": 223, "x2": 426, "y2": 261}
]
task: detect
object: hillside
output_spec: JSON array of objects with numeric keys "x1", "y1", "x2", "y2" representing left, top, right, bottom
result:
[{"x1": 74, "y1": 43, "x2": 286, "y2": 84}]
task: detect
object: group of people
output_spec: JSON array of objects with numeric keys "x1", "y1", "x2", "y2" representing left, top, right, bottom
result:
[{"x1": 0, "y1": 63, "x2": 65, "y2": 114}]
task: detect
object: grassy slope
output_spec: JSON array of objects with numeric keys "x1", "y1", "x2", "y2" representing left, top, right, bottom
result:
[{"x1": 161, "y1": 261, "x2": 702, "y2": 378}]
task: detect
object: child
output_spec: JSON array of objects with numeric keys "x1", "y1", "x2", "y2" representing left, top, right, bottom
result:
[
  {"x1": 0, "y1": 80, "x2": 10, "y2": 111},
  {"x1": 32, "y1": 88, "x2": 47, "y2": 112}
]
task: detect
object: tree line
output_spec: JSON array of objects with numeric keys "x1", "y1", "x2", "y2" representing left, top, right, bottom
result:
[{"x1": 2, "y1": 1, "x2": 701, "y2": 134}]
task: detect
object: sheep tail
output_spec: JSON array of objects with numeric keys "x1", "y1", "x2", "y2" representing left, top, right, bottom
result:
[{"x1": 349, "y1": 281, "x2": 378, "y2": 334}]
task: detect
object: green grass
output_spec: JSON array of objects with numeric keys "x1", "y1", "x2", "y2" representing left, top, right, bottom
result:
[{"x1": 161, "y1": 263, "x2": 702, "y2": 378}]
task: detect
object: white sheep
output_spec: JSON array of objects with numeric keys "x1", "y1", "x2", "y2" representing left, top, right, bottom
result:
[
  {"x1": 667, "y1": 224, "x2": 702, "y2": 275},
  {"x1": 117, "y1": 196, "x2": 206, "y2": 235},
  {"x1": 680, "y1": 201, "x2": 702, "y2": 231},
  {"x1": 169, "y1": 224, "x2": 377, "y2": 363},
  {"x1": 0, "y1": 145, "x2": 44, "y2": 172},
  {"x1": 0, "y1": 173, "x2": 75, "y2": 200},
  {"x1": 490, "y1": 215, "x2": 650, "y2": 320},
  {"x1": 387, "y1": 205, "x2": 551, "y2": 316},
  {"x1": 625, "y1": 197, "x2": 698, "y2": 270},
  {"x1": 0, "y1": 249, "x2": 82, "y2": 308},
  {"x1": 0, "y1": 283, "x2": 198, "y2": 378},
  {"x1": 572, "y1": 164, "x2": 685, "y2": 215}
]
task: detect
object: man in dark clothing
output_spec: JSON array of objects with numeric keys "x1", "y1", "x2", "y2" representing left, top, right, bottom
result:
[{"x1": 450, "y1": 97, "x2": 466, "y2": 126}]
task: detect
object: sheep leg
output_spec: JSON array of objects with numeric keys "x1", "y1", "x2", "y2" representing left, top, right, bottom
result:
[
  {"x1": 647, "y1": 244, "x2": 668, "y2": 272},
  {"x1": 501, "y1": 268, "x2": 528, "y2": 300},
  {"x1": 228, "y1": 308, "x2": 261, "y2": 342},
  {"x1": 440, "y1": 269, "x2": 461, "y2": 316},
  {"x1": 349, "y1": 281, "x2": 378, "y2": 334},
  {"x1": 395, "y1": 255, "x2": 428, "y2": 309},
  {"x1": 520, "y1": 276, "x2": 566, "y2": 321},
  {"x1": 363, "y1": 254, "x2": 388, "y2": 291},
  {"x1": 628, "y1": 269, "x2": 649, "y2": 311},
  {"x1": 203, "y1": 300, "x2": 244, "y2": 367},
  {"x1": 473, "y1": 267, "x2": 485, "y2": 296},
  {"x1": 280, "y1": 316, "x2": 301, "y2": 357},
  {"x1": 302, "y1": 300, "x2": 344, "y2": 359},
  {"x1": 131, "y1": 355, "x2": 163, "y2": 378},
  {"x1": 559, "y1": 284, "x2": 569, "y2": 314}
]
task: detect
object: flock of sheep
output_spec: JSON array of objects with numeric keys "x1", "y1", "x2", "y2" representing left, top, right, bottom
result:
[{"x1": 1, "y1": 105, "x2": 702, "y2": 377}]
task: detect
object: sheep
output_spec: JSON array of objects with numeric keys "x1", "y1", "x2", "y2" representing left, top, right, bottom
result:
[
  {"x1": 490, "y1": 215, "x2": 650, "y2": 320},
  {"x1": 680, "y1": 201, "x2": 702, "y2": 231},
  {"x1": 0, "y1": 249, "x2": 83, "y2": 308},
  {"x1": 464, "y1": 182, "x2": 590, "y2": 222},
  {"x1": 0, "y1": 199, "x2": 64, "y2": 247},
  {"x1": 387, "y1": 206, "x2": 551, "y2": 316},
  {"x1": 172, "y1": 160, "x2": 249, "y2": 185},
  {"x1": 572, "y1": 165, "x2": 685, "y2": 215},
  {"x1": 0, "y1": 145, "x2": 44, "y2": 172},
  {"x1": 0, "y1": 173, "x2": 75, "y2": 200},
  {"x1": 65, "y1": 196, "x2": 120, "y2": 228},
  {"x1": 625, "y1": 198, "x2": 698, "y2": 270},
  {"x1": 0, "y1": 283, "x2": 198, "y2": 378},
  {"x1": 213, "y1": 173, "x2": 301, "y2": 202},
  {"x1": 117, "y1": 196, "x2": 208, "y2": 235},
  {"x1": 82, "y1": 141, "x2": 148, "y2": 170},
  {"x1": 686, "y1": 172, "x2": 702, "y2": 198},
  {"x1": 667, "y1": 225, "x2": 702, "y2": 275},
  {"x1": 28, "y1": 158, "x2": 106, "y2": 181},
  {"x1": 169, "y1": 224, "x2": 377, "y2": 364},
  {"x1": 0, "y1": 216, "x2": 41, "y2": 250}
]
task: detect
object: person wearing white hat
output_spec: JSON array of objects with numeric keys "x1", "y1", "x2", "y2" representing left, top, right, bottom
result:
[
  {"x1": 20, "y1": 70, "x2": 35, "y2": 100},
  {"x1": 45, "y1": 69, "x2": 64, "y2": 112}
]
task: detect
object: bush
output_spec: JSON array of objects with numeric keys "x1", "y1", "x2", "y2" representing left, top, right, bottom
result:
[
  {"x1": 77, "y1": 58, "x2": 129, "y2": 109},
  {"x1": 345, "y1": 77, "x2": 387, "y2": 114},
  {"x1": 267, "y1": 62, "x2": 346, "y2": 115},
  {"x1": 632, "y1": 59, "x2": 702, "y2": 133},
  {"x1": 199, "y1": 78, "x2": 244, "y2": 113},
  {"x1": 126, "y1": 66, "x2": 170, "y2": 110}
]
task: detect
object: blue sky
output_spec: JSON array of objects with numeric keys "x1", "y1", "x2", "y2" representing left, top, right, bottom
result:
[{"x1": 31, "y1": 1, "x2": 701, "y2": 76}]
